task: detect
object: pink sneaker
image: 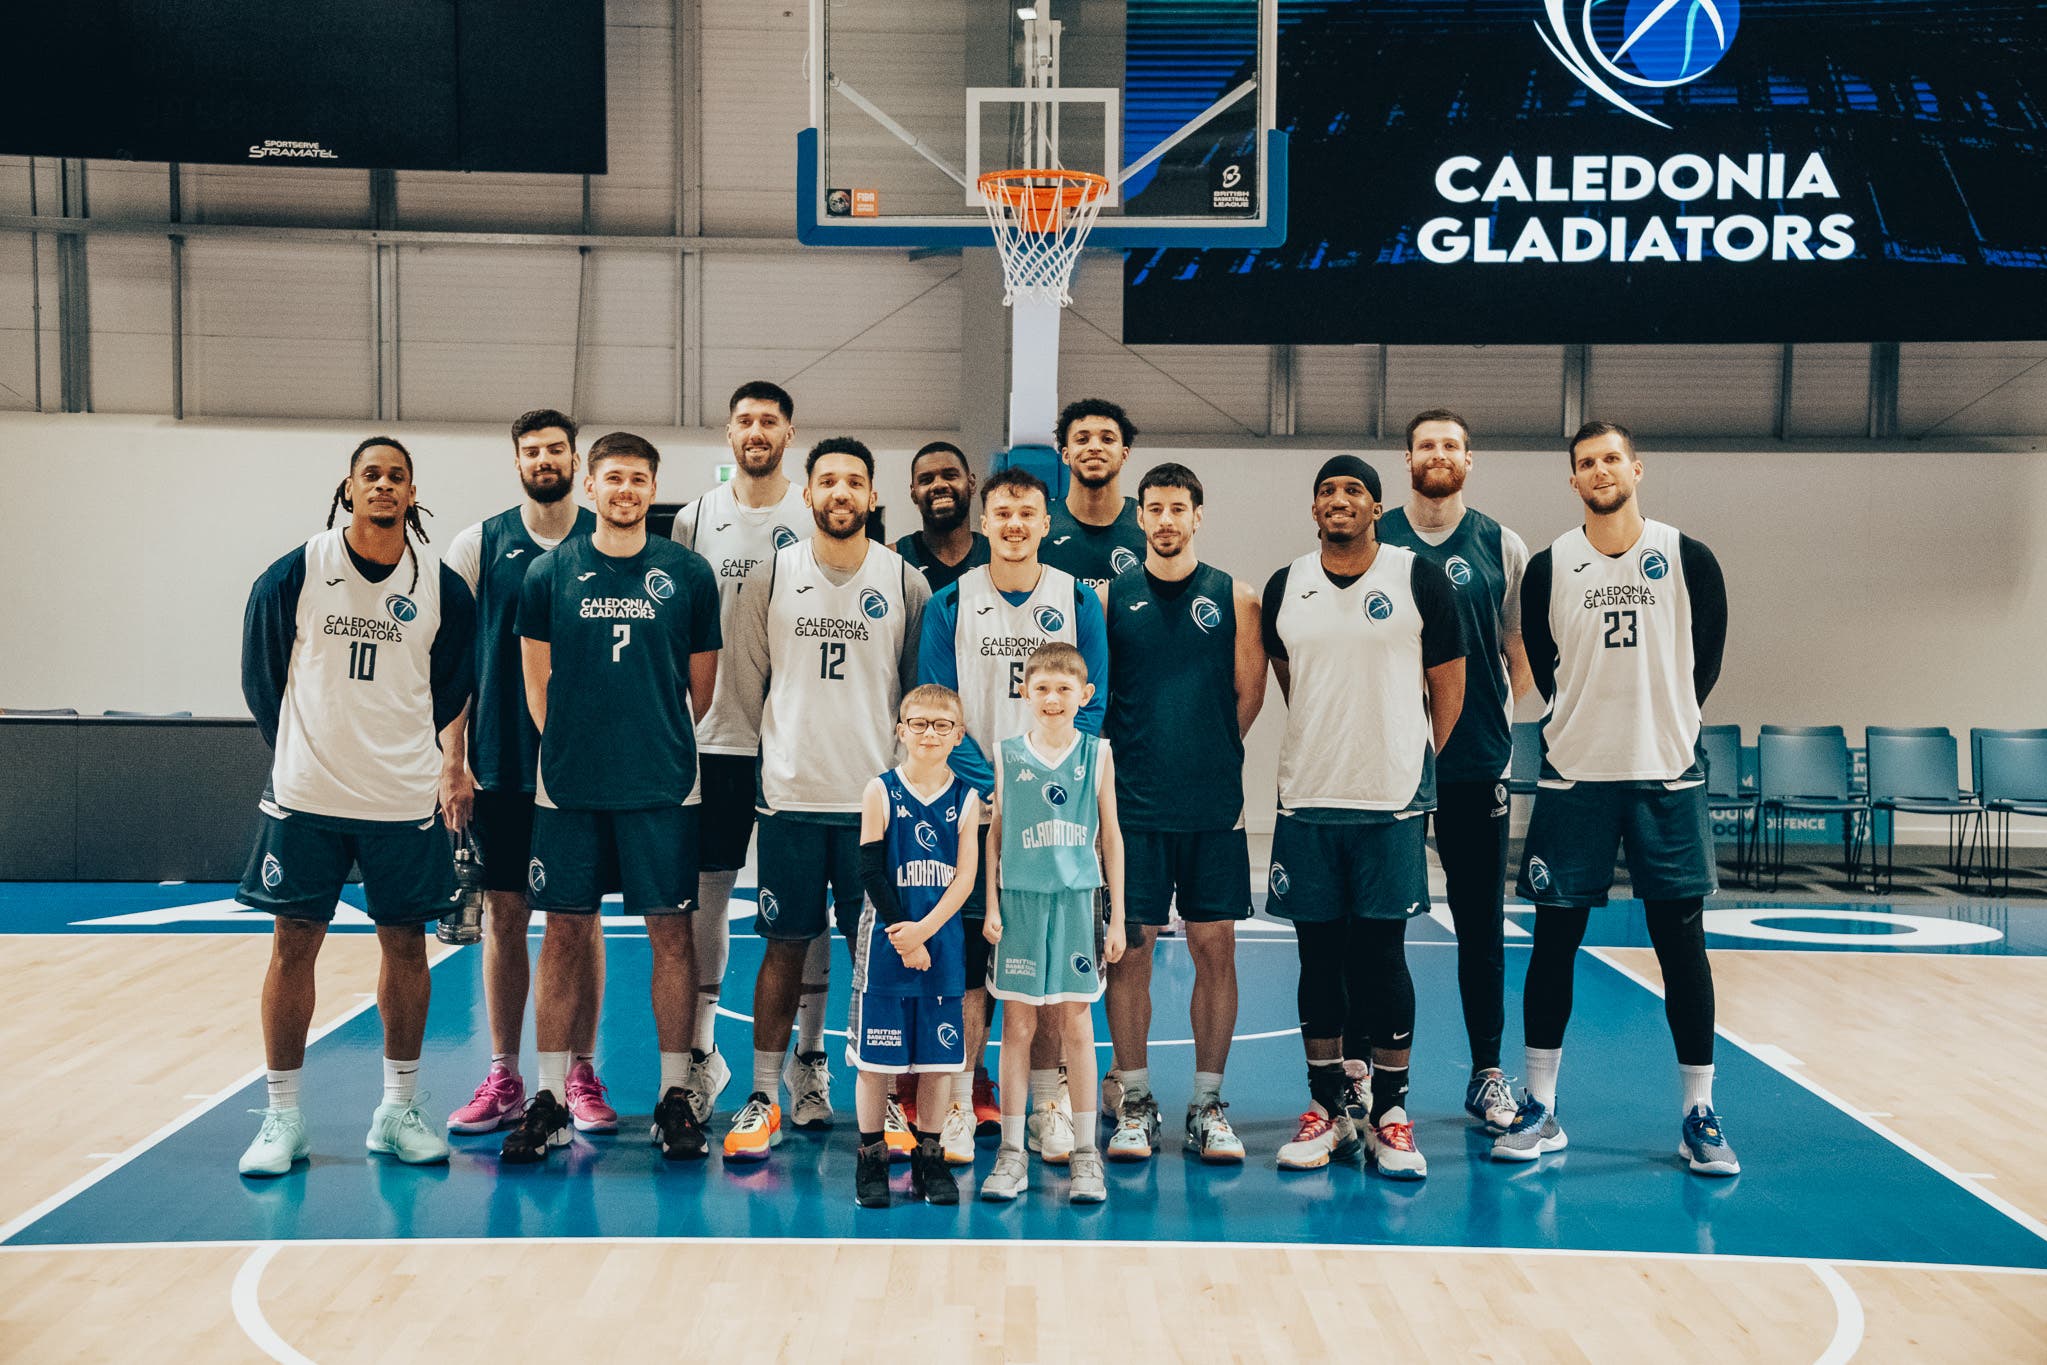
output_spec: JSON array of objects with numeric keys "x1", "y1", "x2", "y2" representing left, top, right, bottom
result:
[
  {"x1": 447, "y1": 1063, "x2": 525, "y2": 1133},
  {"x1": 566, "y1": 1061, "x2": 618, "y2": 1133}
]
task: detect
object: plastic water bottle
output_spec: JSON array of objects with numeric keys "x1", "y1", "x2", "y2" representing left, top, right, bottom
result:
[{"x1": 438, "y1": 841, "x2": 485, "y2": 945}]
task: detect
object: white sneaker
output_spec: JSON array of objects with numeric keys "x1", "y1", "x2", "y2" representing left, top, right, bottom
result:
[
  {"x1": 979, "y1": 1147, "x2": 1030, "y2": 1202},
  {"x1": 239, "y1": 1106, "x2": 310, "y2": 1177},
  {"x1": 883, "y1": 1097, "x2": 916, "y2": 1162},
  {"x1": 1185, "y1": 1099, "x2": 1246, "y2": 1163},
  {"x1": 1106, "y1": 1092, "x2": 1161, "y2": 1162},
  {"x1": 687, "y1": 1047, "x2": 731, "y2": 1125},
  {"x1": 1027, "y1": 1095, "x2": 1075, "y2": 1165},
  {"x1": 1276, "y1": 1108, "x2": 1360, "y2": 1170},
  {"x1": 1365, "y1": 1106, "x2": 1427, "y2": 1180},
  {"x1": 939, "y1": 1100, "x2": 976, "y2": 1166},
  {"x1": 783, "y1": 1051, "x2": 834, "y2": 1130},
  {"x1": 366, "y1": 1099, "x2": 452, "y2": 1165}
]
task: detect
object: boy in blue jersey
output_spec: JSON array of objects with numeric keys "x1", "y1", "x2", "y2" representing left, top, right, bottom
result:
[
  {"x1": 979, "y1": 643, "x2": 1127, "y2": 1205},
  {"x1": 849, "y1": 684, "x2": 982, "y2": 1208}
]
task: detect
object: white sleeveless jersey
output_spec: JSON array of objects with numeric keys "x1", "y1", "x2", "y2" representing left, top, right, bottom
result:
[
  {"x1": 760, "y1": 540, "x2": 912, "y2": 813},
  {"x1": 1273, "y1": 546, "x2": 1434, "y2": 812},
  {"x1": 1542, "y1": 519, "x2": 1699, "y2": 781},
  {"x1": 673, "y1": 479, "x2": 810, "y2": 754},
  {"x1": 953, "y1": 564, "x2": 1082, "y2": 758},
  {"x1": 273, "y1": 528, "x2": 444, "y2": 822}
]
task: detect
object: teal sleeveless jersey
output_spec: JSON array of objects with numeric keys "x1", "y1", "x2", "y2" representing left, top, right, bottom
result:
[
  {"x1": 997, "y1": 732, "x2": 1105, "y2": 893},
  {"x1": 1377, "y1": 506, "x2": 1512, "y2": 783},
  {"x1": 1104, "y1": 563, "x2": 1242, "y2": 831},
  {"x1": 473, "y1": 505, "x2": 596, "y2": 792}
]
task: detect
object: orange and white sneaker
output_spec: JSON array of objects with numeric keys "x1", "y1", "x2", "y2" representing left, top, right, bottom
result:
[
  {"x1": 1276, "y1": 1108, "x2": 1360, "y2": 1170},
  {"x1": 1365, "y1": 1106, "x2": 1428, "y2": 1180},
  {"x1": 883, "y1": 1096, "x2": 916, "y2": 1162},
  {"x1": 722, "y1": 1092, "x2": 782, "y2": 1161}
]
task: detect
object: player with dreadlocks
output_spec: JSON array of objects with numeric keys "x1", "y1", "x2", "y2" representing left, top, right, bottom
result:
[{"x1": 233, "y1": 435, "x2": 479, "y2": 1177}]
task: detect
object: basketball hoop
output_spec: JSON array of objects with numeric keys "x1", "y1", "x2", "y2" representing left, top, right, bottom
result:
[{"x1": 977, "y1": 168, "x2": 1110, "y2": 307}]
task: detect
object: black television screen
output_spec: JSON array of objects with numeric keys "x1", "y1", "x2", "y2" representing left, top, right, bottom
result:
[
  {"x1": 1121, "y1": 0, "x2": 2047, "y2": 344},
  {"x1": 3, "y1": 0, "x2": 605, "y2": 174}
]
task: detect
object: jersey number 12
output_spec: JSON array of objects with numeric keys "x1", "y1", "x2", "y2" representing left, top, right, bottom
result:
[{"x1": 819, "y1": 641, "x2": 846, "y2": 680}]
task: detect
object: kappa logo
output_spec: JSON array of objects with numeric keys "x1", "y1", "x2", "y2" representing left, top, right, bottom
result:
[
  {"x1": 1446, "y1": 555, "x2": 1474, "y2": 588},
  {"x1": 1641, "y1": 548, "x2": 1670, "y2": 580},
  {"x1": 1528, "y1": 855, "x2": 1554, "y2": 894},
  {"x1": 1269, "y1": 862, "x2": 1291, "y2": 898},
  {"x1": 1071, "y1": 952, "x2": 1095, "y2": 977},
  {"x1": 936, "y1": 1021, "x2": 961, "y2": 1050},
  {"x1": 260, "y1": 853, "x2": 284, "y2": 890},
  {"x1": 772, "y1": 526, "x2": 799, "y2": 550},
  {"x1": 758, "y1": 888, "x2": 781, "y2": 923},
  {"x1": 1043, "y1": 783, "x2": 1069, "y2": 807},
  {"x1": 1034, "y1": 604, "x2": 1066, "y2": 634},
  {"x1": 1110, "y1": 547, "x2": 1141, "y2": 576},
  {"x1": 1016, "y1": 767, "x2": 1036, "y2": 782},
  {"x1": 914, "y1": 821, "x2": 940, "y2": 851},
  {"x1": 1191, "y1": 595, "x2": 1223, "y2": 633},
  {"x1": 1364, "y1": 590, "x2": 1395, "y2": 621},
  {"x1": 1535, "y1": 0, "x2": 1740, "y2": 131},
  {"x1": 527, "y1": 858, "x2": 547, "y2": 895},
  {"x1": 859, "y1": 587, "x2": 890, "y2": 620},
  {"x1": 384, "y1": 594, "x2": 418, "y2": 624}
]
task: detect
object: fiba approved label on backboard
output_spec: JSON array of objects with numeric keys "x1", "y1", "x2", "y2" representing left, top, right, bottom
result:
[{"x1": 1211, "y1": 159, "x2": 1255, "y2": 212}]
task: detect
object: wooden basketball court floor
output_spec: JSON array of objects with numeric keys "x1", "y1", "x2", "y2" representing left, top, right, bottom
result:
[{"x1": 4, "y1": 871, "x2": 2046, "y2": 1363}]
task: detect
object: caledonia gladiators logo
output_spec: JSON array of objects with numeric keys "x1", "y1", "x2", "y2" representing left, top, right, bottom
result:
[{"x1": 1536, "y1": 0, "x2": 1739, "y2": 130}]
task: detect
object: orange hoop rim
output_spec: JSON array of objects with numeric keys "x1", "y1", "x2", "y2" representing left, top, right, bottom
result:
[{"x1": 976, "y1": 168, "x2": 1111, "y2": 212}]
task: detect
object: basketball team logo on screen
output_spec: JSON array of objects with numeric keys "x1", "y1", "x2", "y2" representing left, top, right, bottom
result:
[{"x1": 1535, "y1": 0, "x2": 1740, "y2": 130}]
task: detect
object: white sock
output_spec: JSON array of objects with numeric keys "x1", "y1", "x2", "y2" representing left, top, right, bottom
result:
[
  {"x1": 694, "y1": 870, "x2": 736, "y2": 1052},
  {"x1": 953, "y1": 1069, "x2": 974, "y2": 1108},
  {"x1": 1525, "y1": 1046, "x2": 1563, "y2": 1110},
  {"x1": 1120, "y1": 1066, "x2": 1152, "y2": 1101},
  {"x1": 1000, "y1": 1114, "x2": 1026, "y2": 1151},
  {"x1": 1072, "y1": 1110, "x2": 1098, "y2": 1152},
  {"x1": 659, "y1": 1050, "x2": 691, "y2": 1100},
  {"x1": 753, "y1": 1048, "x2": 784, "y2": 1102},
  {"x1": 490, "y1": 1052, "x2": 516, "y2": 1076},
  {"x1": 795, "y1": 935, "x2": 831, "y2": 1055},
  {"x1": 266, "y1": 1067, "x2": 301, "y2": 1111},
  {"x1": 1029, "y1": 1067, "x2": 1061, "y2": 1111},
  {"x1": 572, "y1": 1051, "x2": 594, "y2": 1074},
  {"x1": 1679, "y1": 1063, "x2": 1714, "y2": 1114},
  {"x1": 382, "y1": 1057, "x2": 419, "y2": 1108},
  {"x1": 538, "y1": 1050, "x2": 570, "y2": 1103},
  {"x1": 1191, "y1": 1071, "x2": 1224, "y2": 1107}
]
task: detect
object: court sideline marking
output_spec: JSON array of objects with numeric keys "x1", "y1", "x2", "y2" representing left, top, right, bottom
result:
[{"x1": 233, "y1": 1244, "x2": 315, "y2": 1365}]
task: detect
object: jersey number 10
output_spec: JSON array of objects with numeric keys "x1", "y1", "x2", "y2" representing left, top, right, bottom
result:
[{"x1": 347, "y1": 641, "x2": 378, "y2": 681}]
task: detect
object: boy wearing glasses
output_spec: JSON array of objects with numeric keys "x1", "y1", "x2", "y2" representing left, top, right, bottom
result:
[{"x1": 849, "y1": 685, "x2": 982, "y2": 1208}]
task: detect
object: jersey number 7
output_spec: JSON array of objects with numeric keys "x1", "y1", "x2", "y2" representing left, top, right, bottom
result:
[{"x1": 613, "y1": 624, "x2": 631, "y2": 661}]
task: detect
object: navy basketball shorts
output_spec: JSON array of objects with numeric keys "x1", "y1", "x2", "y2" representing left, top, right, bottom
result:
[
  {"x1": 697, "y1": 753, "x2": 760, "y2": 874},
  {"x1": 1516, "y1": 778, "x2": 1717, "y2": 907},
  {"x1": 845, "y1": 992, "x2": 967, "y2": 1074},
  {"x1": 470, "y1": 786, "x2": 537, "y2": 895},
  {"x1": 237, "y1": 807, "x2": 458, "y2": 927},
  {"x1": 754, "y1": 810, "x2": 863, "y2": 942},
  {"x1": 1123, "y1": 827, "x2": 1253, "y2": 927},
  {"x1": 1265, "y1": 812, "x2": 1430, "y2": 923},
  {"x1": 527, "y1": 804, "x2": 699, "y2": 915}
]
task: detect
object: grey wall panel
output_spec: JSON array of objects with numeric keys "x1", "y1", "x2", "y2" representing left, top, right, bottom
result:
[
  {"x1": 181, "y1": 240, "x2": 374, "y2": 419},
  {"x1": 81, "y1": 160, "x2": 170, "y2": 222},
  {"x1": 0, "y1": 721, "x2": 77, "y2": 878},
  {"x1": 1786, "y1": 343, "x2": 1872, "y2": 437},
  {"x1": 1295, "y1": 346, "x2": 1374, "y2": 439},
  {"x1": 74, "y1": 721, "x2": 270, "y2": 881},
  {"x1": 87, "y1": 236, "x2": 174, "y2": 414},
  {"x1": 1386, "y1": 346, "x2": 1567, "y2": 441},
  {"x1": 699, "y1": 5, "x2": 807, "y2": 235},
  {"x1": 1588, "y1": 344, "x2": 1781, "y2": 437},
  {"x1": 1900, "y1": 342, "x2": 2047, "y2": 439}
]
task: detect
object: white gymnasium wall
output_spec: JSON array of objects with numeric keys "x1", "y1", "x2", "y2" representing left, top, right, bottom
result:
[{"x1": 4, "y1": 413, "x2": 2045, "y2": 842}]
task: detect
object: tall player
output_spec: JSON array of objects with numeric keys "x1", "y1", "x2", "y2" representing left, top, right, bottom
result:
[
  {"x1": 671, "y1": 381, "x2": 819, "y2": 1125},
  {"x1": 918, "y1": 466, "x2": 1109, "y2": 1164},
  {"x1": 895, "y1": 440, "x2": 990, "y2": 595},
  {"x1": 1042, "y1": 399, "x2": 1146, "y2": 596},
  {"x1": 1375, "y1": 410, "x2": 1532, "y2": 1135},
  {"x1": 1100, "y1": 463, "x2": 1266, "y2": 1163},
  {"x1": 441, "y1": 409, "x2": 604, "y2": 1137},
  {"x1": 1494, "y1": 421, "x2": 1737, "y2": 1176},
  {"x1": 720, "y1": 437, "x2": 931, "y2": 1162},
  {"x1": 236, "y1": 437, "x2": 475, "y2": 1176},
  {"x1": 501, "y1": 432, "x2": 722, "y2": 1164},
  {"x1": 1263, "y1": 456, "x2": 1465, "y2": 1180}
]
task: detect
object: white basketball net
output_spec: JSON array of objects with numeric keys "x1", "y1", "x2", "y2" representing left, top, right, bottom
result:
[{"x1": 978, "y1": 171, "x2": 1109, "y2": 308}]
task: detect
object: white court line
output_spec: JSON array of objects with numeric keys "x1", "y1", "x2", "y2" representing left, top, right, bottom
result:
[
  {"x1": 1586, "y1": 945, "x2": 2047, "y2": 1247},
  {"x1": 232, "y1": 1244, "x2": 316, "y2": 1365},
  {"x1": 1809, "y1": 1261, "x2": 1866, "y2": 1365}
]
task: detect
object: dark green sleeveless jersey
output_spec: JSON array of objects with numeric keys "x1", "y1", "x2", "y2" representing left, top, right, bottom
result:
[
  {"x1": 1043, "y1": 496, "x2": 1145, "y2": 593},
  {"x1": 1104, "y1": 562, "x2": 1243, "y2": 831},
  {"x1": 518, "y1": 535, "x2": 721, "y2": 810},
  {"x1": 472, "y1": 505, "x2": 595, "y2": 792},
  {"x1": 895, "y1": 530, "x2": 990, "y2": 596}
]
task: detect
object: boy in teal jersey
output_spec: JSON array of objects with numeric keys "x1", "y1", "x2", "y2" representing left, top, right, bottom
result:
[
  {"x1": 979, "y1": 643, "x2": 1127, "y2": 1205},
  {"x1": 850, "y1": 684, "x2": 982, "y2": 1208}
]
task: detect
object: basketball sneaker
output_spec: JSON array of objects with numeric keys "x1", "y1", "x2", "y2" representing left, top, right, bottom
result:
[
  {"x1": 911, "y1": 1135, "x2": 960, "y2": 1206},
  {"x1": 565, "y1": 1061, "x2": 618, "y2": 1134},
  {"x1": 979, "y1": 1147, "x2": 1029, "y2": 1202},
  {"x1": 686, "y1": 1047, "x2": 730, "y2": 1125},
  {"x1": 854, "y1": 1139, "x2": 892, "y2": 1209},
  {"x1": 1100, "y1": 1069, "x2": 1124, "y2": 1116},
  {"x1": 940, "y1": 1100, "x2": 976, "y2": 1166},
  {"x1": 1680, "y1": 1104, "x2": 1741, "y2": 1176},
  {"x1": 1185, "y1": 1099, "x2": 1245, "y2": 1163},
  {"x1": 447, "y1": 1063, "x2": 525, "y2": 1133},
  {"x1": 367, "y1": 1099, "x2": 451, "y2": 1165},
  {"x1": 784, "y1": 1051, "x2": 834, "y2": 1130},
  {"x1": 1491, "y1": 1093, "x2": 1568, "y2": 1162},
  {"x1": 723, "y1": 1092, "x2": 783, "y2": 1161},
  {"x1": 1068, "y1": 1147, "x2": 1107, "y2": 1204},
  {"x1": 500, "y1": 1091, "x2": 572, "y2": 1164},
  {"x1": 1364, "y1": 1106, "x2": 1427, "y2": 1180},
  {"x1": 238, "y1": 1107, "x2": 309, "y2": 1177},
  {"x1": 972, "y1": 1069, "x2": 1002, "y2": 1139},
  {"x1": 1276, "y1": 1108, "x2": 1360, "y2": 1170},
  {"x1": 1464, "y1": 1068, "x2": 1518, "y2": 1135},
  {"x1": 883, "y1": 1096, "x2": 916, "y2": 1162},
  {"x1": 1027, "y1": 1091, "x2": 1075, "y2": 1165},
  {"x1": 651, "y1": 1086, "x2": 708, "y2": 1161},
  {"x1": 1106, "y1": 1091, "x2": 1161, "y2": 1162}
]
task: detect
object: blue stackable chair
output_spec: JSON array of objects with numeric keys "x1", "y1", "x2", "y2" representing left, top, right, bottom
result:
[
  {"x1": 1757, "y1": 725, "x2": 1869, "y2": 890},
  {"x1": 1863, "y1": 726, "x2": 1982, "y2": 893},
  {"x1": 1700, "y1": 724, "x2": 1757, "y2": 886},
  {"x1": 1506, "y1": 720, "x2": 1544, "y2": 797},
  {"x1": 1978, "y1": 730, "x2": 2047, "y2": 897}
]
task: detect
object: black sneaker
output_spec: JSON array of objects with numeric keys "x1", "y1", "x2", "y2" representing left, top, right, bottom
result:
[
  {"x1": 500, "y1": 1091, "x2": 571, "y2": 1164},
  {"x1": 855, "y1": 1140, "x2": 892, "y2": 1208},
  {"x1": 651, "y1": 1086, "x2": 708, "y2": 1161},
  {"x1": 910, "y1": 1135, "x2": 959, "y2": 1206}
]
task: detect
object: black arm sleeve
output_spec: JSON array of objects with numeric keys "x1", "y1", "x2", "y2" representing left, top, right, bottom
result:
[
  {"x1": 1260, "y1": 567, "x2": 1290, "y2": 661},
  {"x1": 430, "y1": 564, "x2": 479, "y2": 736},
  {"x1": 1520, "y1": 548, "x2": 1557, "y2": 704},
  {"x1": 1411, "y1": 557, "x2": 1469, "y2": 668},
  {"x1": 859, "y1": 839, "x2": 910, "y2": 926},
  {"x1": 1678, "y1": 535, "x2": 1727, "y2": 705}
]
